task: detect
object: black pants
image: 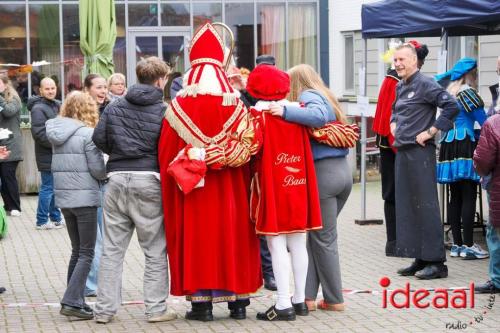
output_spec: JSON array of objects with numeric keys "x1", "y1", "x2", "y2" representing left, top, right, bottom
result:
[
  {"x1": 260, "y1": 236, "x2": 274, "y2": 279},
  {"x1": 379, "y1": 147, "x2": 396, "y2": 256},
  {"x1": 60, "y1": 207, "x2": 97, "y2": 308},
  {"x1": 0, "y1": 161, "x2": 21, "y2": 212},
  {"x1": 448, "y1": 180, "x2": 477, "y2": 247}
]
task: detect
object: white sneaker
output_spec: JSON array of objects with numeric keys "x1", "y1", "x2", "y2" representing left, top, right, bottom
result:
[
  {"x1": 462, "y1": 244, "x2": 489, "y2": 260},
  {"x1": 9, "y1": 210, "x2": 21, "y2": 217},
  {"x1": 53, "y1": 219, "x2": 65, "y2": 229},
  {"x1": 147, "y1": 310, "x2": 177, "y2": 322},
  {"x1": 36, "y1": 222, "x2": 55, "y2": 230}
]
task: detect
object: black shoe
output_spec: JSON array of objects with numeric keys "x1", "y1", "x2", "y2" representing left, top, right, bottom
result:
[
  {"x1": 475, "y1": 280, "x2": 500, "y2": 294},
  {"x1": 264, "y1": 277, "x2": 277, "y2": 291},
  {"x1": 185, "y1": 309, "x2": 214, "y2": 321},
  {"x1": 229, "y1": 307, "x2": 246, "y2": 320},
  {"x1": 60, "y1": 304, "x2": 94, "y2": 320},
  {"x1": 292, "y1": 302, "x2": 309, "y2": 316},
  {"x1": 185, "y1": 302, "x2": 214, "y2": 322},
  {"x1": 415, "y1": 264, "x2": 448, "y2": 280},
  {"x1": 256, "y1": 305, "x2": 296, "y2": 321},
  {"x1": 0, "y1": 287, "x2": 5, "y2": 294},
  {"x1": 397, "y1": 260, "x2": 426, "y2": 276}
]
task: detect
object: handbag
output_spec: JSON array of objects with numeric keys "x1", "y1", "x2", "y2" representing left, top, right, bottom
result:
[{"x1": 308, "y1": 121, "x2": 360, "y2": 148}]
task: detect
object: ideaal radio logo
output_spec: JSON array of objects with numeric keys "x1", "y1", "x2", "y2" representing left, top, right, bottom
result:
[{"x1": 379, "y1": 277, "x2": 496, "y2": 330}]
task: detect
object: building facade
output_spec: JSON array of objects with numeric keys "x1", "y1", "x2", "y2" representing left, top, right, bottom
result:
[
  {"x1": 330, "y1": 0, "x2": 500, "y2": 109},
  {"x1": 0, "y1": 0, "x2": 329, "y2": 121}
]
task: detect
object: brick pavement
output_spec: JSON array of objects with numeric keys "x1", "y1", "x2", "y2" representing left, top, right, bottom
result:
[{"x1": 0, "y1": 182, "x2": 499, "y2": 332}]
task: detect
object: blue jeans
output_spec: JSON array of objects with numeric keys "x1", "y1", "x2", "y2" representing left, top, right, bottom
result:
[
  {"x1": 85, "y1": 184, "x2": 105, "y2": 295},
  {"x1": 36, "y1": 171, "x2": 62, "y2": 226},
  {"x1": 486, "y1": 223, "x2": 500, "y2": 288}
]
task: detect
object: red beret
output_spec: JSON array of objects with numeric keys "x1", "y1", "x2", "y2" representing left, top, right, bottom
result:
[{"x1": 246, "y1": 64, "x2": 290, "y2": 101}]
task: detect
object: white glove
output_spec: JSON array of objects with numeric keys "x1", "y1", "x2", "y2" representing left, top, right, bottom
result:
[{"x1": 187, "y1": 147, "x2": 206, "y2": 161}]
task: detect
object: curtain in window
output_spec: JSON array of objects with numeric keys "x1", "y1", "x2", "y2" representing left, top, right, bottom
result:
[
  {"x1": 259, "y1": 4, "x2": 285, "y2": 69},
  {"x1": 289, "y1": 4, "x2": 317, "y2": 69}
]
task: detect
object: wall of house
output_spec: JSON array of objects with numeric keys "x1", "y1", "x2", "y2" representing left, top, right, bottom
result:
[{"x1": 329, "y1": 0, "x2": 500, "y2": 107}]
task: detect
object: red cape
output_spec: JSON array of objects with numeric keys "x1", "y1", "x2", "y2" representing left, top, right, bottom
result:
[
  {"x1": 158, "y1": 95, "x2": 262, "y2": 296},
  {"x1": 251, "y1": 113, "x2": 322, "y2": 235},
  {"x1": 372, "y1": 74, "x2": 399, "y2": 149}
]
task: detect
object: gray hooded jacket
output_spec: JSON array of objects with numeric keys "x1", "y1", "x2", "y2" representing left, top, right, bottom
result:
[{"x1": 46, "y1": 117, "x2": 106, "y2": 209}]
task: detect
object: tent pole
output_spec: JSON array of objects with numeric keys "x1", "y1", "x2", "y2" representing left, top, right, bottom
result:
[
  {"x1": 361, "y1": 38, "x2": 367, "y2": 220},
  {"x1": 355, "y1": 38, "x2": 382, "y2": 225}
]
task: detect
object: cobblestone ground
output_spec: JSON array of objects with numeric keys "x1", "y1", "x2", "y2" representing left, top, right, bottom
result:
[{"x1": 1, "y1": 181, "x2": 499, "y2": 332}]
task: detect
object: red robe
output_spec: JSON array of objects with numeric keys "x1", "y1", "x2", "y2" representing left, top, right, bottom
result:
[
  {"x1": 251, "y1": 112, "x2": 322, "y2": 235},
  {"x1": 158, "y1": 95, "x2": 262, "y2": 297},
  {"x1": 372, "y1": 71, "x2": 400, "y2": 149}
]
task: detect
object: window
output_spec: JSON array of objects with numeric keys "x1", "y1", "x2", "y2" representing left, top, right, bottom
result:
[
  {"x1": 225, "y1": 2, "x2": 255, "y2": 70},
  {"x1": 62, "y1": 4, "x2": 83, "y2": 94},
  {"x1": 129, "y1": 3, "x2": 159, "y2": 27},
  {"x1": 344, "y1": 34, "x2": 354, "y2": 93},
  {"x1": 257, "y1": 3, "x2": 286, "y2": 69},
  {"x1": 0, "y1": 4, "x2": 27, "y2": 103},
  {"x1": 114, "y1": 4, "x2": 126, "y2": 77},
  {"x1": 448, "y1": 36, "x2": 478, "y2": 68},
  {"x1": 161, "y1": 2, "x2": 190, "y2": 26},
  {"x1": 29, "y1": 4, "x2": 61, "y2": 100},
  {"x1": 288, "y1": 3, "x2": 317, "y2": 69},
  {"x1": 193, "y1": 3, "x2": 222, "y2": 31}
]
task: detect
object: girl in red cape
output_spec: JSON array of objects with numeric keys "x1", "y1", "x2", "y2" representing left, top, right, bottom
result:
[
  {"x1": 158, "y1": 23, "x2": 262, "y2": 322},
  {"x1": 246, "y1": 64, "x2": 322, "y2": 321}
]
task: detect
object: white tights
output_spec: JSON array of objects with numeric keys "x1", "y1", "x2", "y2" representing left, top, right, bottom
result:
[{"x1": 266, "y1": 233, "x2": 308, "y2": 310}]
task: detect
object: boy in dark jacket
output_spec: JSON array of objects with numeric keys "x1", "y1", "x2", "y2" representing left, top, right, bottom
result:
[
  {"x1": 28, "y1": 77, "x2": 63, "y2": 230},
  {"x1": 92, "y1": 57, "x2": 177, "y2": 323}
]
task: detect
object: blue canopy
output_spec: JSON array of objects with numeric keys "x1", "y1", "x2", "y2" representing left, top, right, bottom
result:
[{"x1": 362, "y1": 0, "x2": 500, "y2": 39}]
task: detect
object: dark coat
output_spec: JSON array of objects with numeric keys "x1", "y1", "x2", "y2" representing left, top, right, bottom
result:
[
  {"x1": 474, "y1": 113, "x2": 500, "y2": 228},
  {"x1": 28, "y1": 96, "x2": 61, "y2": 171},
  {"x1": 92, "y1": 84, "x2": 166, "y2": 173},
  {"x1": 0, "y1": 94, "x2": 23, "y2": 162}
]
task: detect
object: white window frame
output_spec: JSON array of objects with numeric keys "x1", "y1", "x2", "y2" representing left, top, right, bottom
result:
[{"x1": 343, "y1": 32, "x2": 355, "y2": 95}]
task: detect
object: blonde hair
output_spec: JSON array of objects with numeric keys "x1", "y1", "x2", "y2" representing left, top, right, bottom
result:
[
  {"x1": 107, "y1": 73, "x2": 126, "y2": 88},
  {"x1": 446, "y1": 69, "x2": 477, "y2": 97},
  {"x1": 287, "y1": 64, "x2": 347, "y2": 124},
  {"x1": 60, "y1": 91, "x2": 99, "y2": 128},
  {"x1": 0, "y1": 74, "x2": 21, "y2": 103}
]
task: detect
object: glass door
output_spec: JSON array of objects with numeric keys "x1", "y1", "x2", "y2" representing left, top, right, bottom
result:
[{"x1": 127, "y1": 30, "x2": 190, "y2": 86}]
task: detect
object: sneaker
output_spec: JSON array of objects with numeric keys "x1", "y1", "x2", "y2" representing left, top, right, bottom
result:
[
  {"x1": 147, "y1": 310, "x2": 178, "y2": 322},
  {"x1": 462, "y1": 244, "x2": 489, "y2": 260},
  {"x1": 95, "y1": 315, "x2": 113, "y2": 324},
  {"x1": 36, "y1": 222, "x2": 55, "y2": 230},
  {"x1": 9, "y1": 210, "x2": 21, "y2": 217},
  {"x1": 53, "y1": 219, "x2": 65, "y2": 229},
  {"x1": 474, "y1": 280, "x2": 500, "y2": 294},
  {"x1": 450, "y1": 244, "x2": 465, "y2": 257}
]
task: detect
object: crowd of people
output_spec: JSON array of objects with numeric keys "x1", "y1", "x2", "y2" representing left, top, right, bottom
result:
[{"x1": 0, "y1": 24, "x2": 499, "y2": 324}]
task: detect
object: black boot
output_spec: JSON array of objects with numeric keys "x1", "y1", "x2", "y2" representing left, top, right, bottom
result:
[
  {"x1": 415, "y1": 263, "x2": 448, "y2": 280},
  {"x1": 228, "y1": 299, "x2": 249, "y2": 319},
  {"x1": 397, "y1": 259, "x2": 426, "y2": 276},
  {"x1": 0, "y1": 287, "x2": 6, "y2": 294},
  {"x1": 256, "y1": 305, "x2": 296, "y2": 321},
  {"x1": 185, "y1": 301, "x2": 214, "y2": 322}
]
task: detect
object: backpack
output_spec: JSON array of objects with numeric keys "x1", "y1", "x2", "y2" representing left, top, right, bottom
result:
[{"x1": 0, "y1": 207, "x2": 7, "y2": 239}]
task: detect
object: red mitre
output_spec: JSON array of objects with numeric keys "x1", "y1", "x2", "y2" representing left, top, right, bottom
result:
[
  {"x1": 189, "y1": 23, "x2": 225, "y2": 68},
  {"x1": 246, "y1": 64, "x2": 290, "y2": 101},
  {"x1": 178, "y1": 22, "x2": 240, "y2": 106}
]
